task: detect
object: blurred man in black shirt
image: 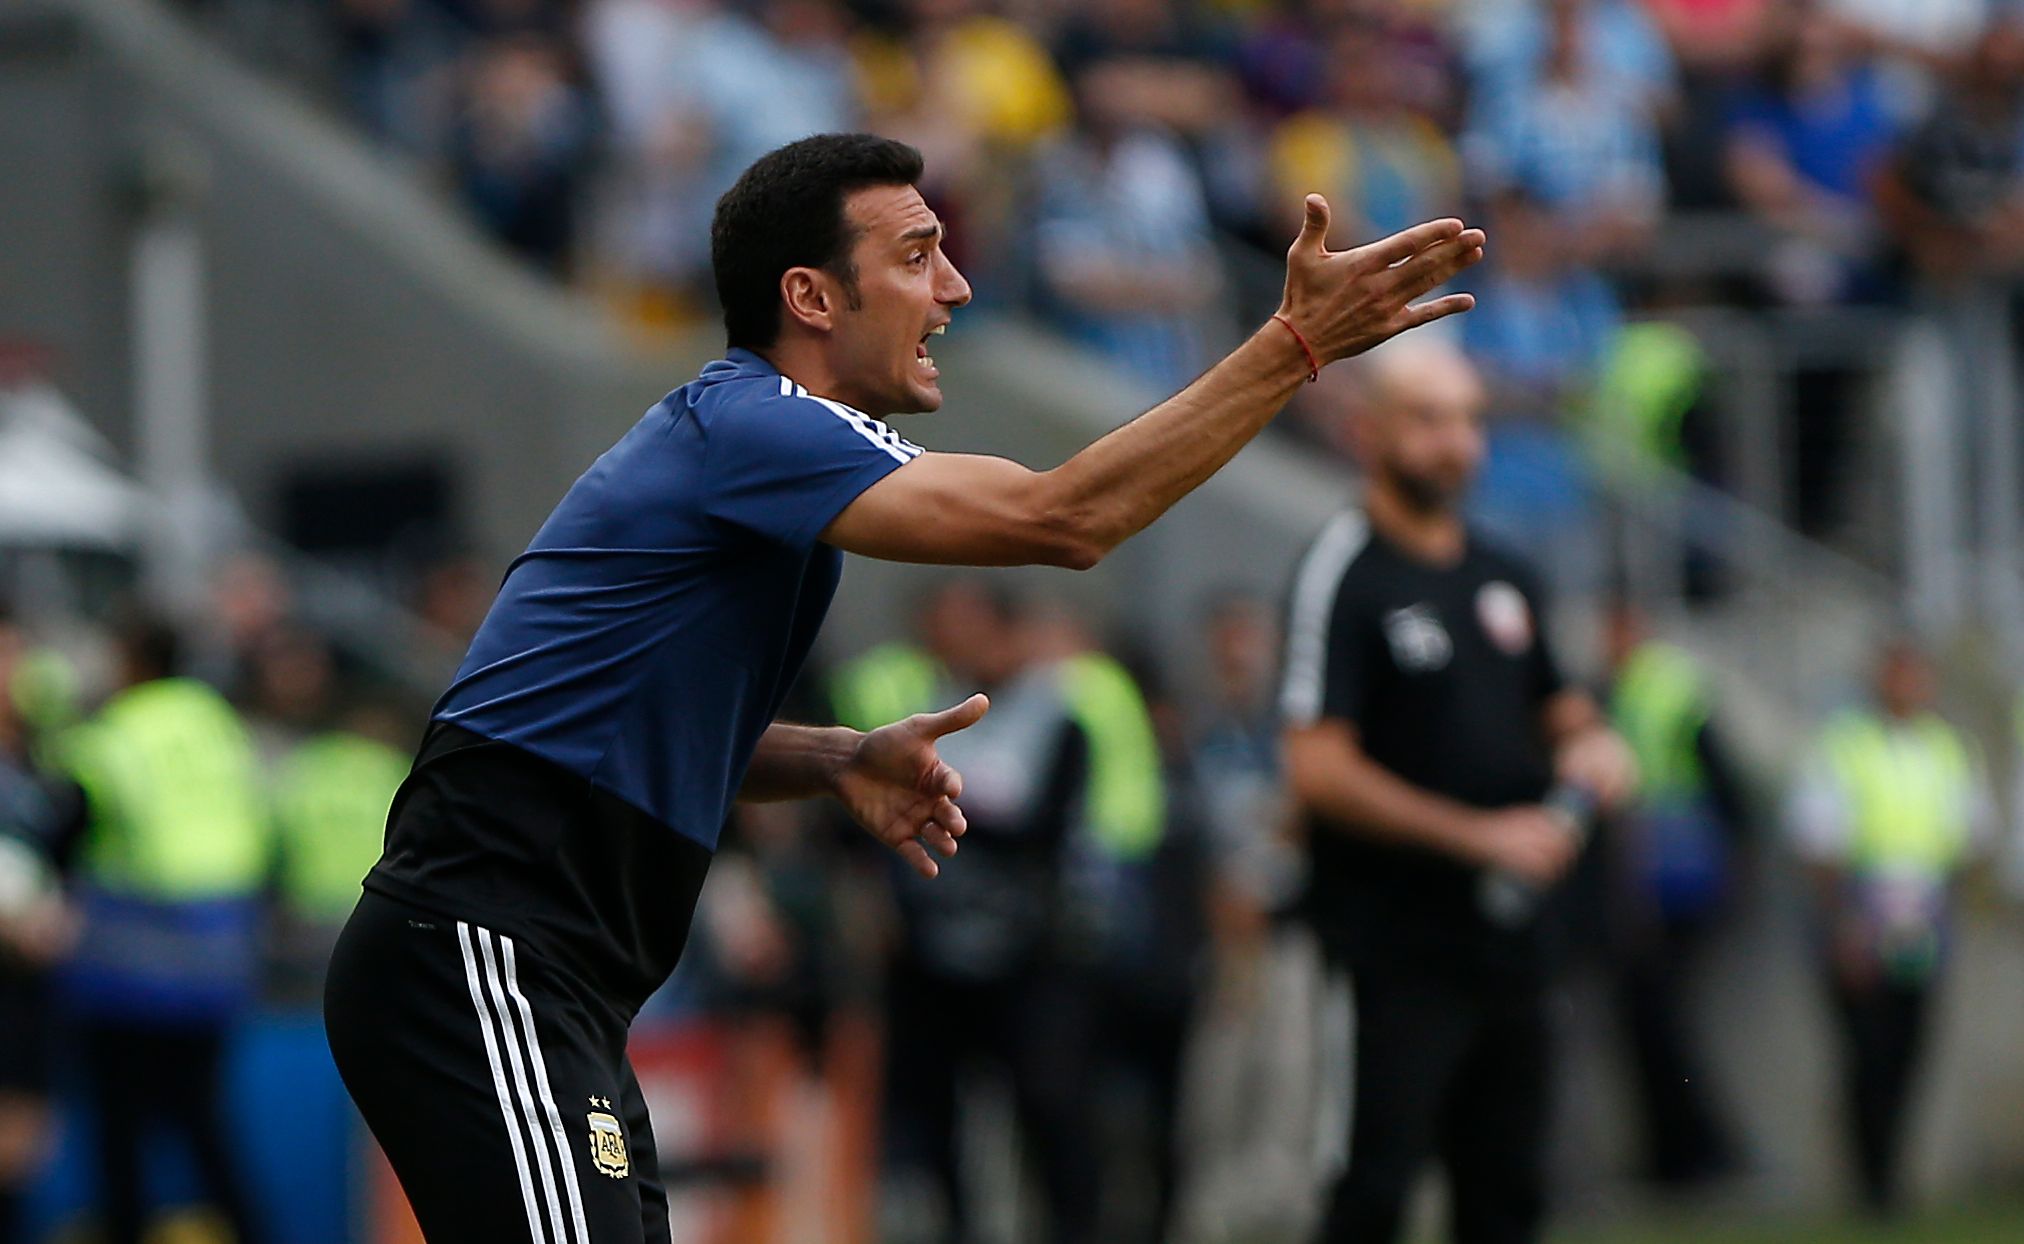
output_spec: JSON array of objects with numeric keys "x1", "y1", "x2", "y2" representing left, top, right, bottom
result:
[{"x1": 1278, "y1": 338, "x2": 1633, "y2": 1244}]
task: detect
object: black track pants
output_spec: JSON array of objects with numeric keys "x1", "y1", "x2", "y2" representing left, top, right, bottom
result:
[{"x1": 1312, "y1": 961, "x2": 1552, "y2": 1244}]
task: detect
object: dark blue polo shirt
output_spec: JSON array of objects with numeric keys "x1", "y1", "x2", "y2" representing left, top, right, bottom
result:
[{"x1": 434, "y1": 348, "x2": 922, "y2": 850}]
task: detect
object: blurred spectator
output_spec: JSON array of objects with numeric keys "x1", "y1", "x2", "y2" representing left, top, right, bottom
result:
[
  {"x1": 580, "y1": 0, "x2": 721, "y2": 308},
  {"x1": 1051, "y1": 0, "x2": 1237, "y2": 140},
  {"x1": 1644, "y1": 0, "x2": 1776, "y2": 71},
  {"x1": 1785, "y1": 637, "x2": 1992, "y2": 1215},
  {"x1": 1464, "y1": 0, "x2": 1677, "y2": 137},
  {"x1": 1461, "y1": 192, "x2": 1621, "y2": 417},
  {"x1": 1874, "y1": 15, "x2": 2024, "y2": 291},
  {"x1": 858, "y1": 0, "x2": 1071, "y2": 287},
  {"x1": 1026, "y1": 603, "x2": 1183, "y2": 1244},
  {"x1": 835, "y1": 580, "x2": 1098, "y2": 1244},
  {"x1": 241, "y1": 622, "x2": 340, "y2": 764},
  {"x1": 201, "y1": 552, "x2": 295, "y2": 699},
  {"x1": 1265, "y1": 19, "x2": 1461, "y2": 246},
  {"x1": 0, "y1": 611, "x2": 81, "y2": 1244},
  {"x1": 1585, "y1": 317, "x2": 1713, "y2": 478},
  {"x1": 1190, "y1": 591, "x2": 1299, "y2": 944},
  {"x1": 699, "y1": 798, "x2": 860, "y2": 1060},
  {"x1": 1722, "y1": 1, "x2": 1899, "y2": 535},
  {"x1": 1232, "y1": 0, "x2": 1329, "y2": 121},
  {"x1": 448, "y1": 32, "x2": 598, "y2": 272},
  {"x1": 1033, "y1": 96, "x2": 1225, "y2": 392},
  {"x1": 1048, "y1": 0, "x2": 1253, "y2": 219},
  {"x1": 328, "y1": 0, "x2": 465, "y2": 154},
  {"x1": 587, "y1": 0, "x2": 862, "y2": 303},
  {"x1": 1830, "y1": 0, "x2": 1991, "y2": 53},
  {"x1": 857, "y1": 0, "x2": 1068, "y2": 157},
  {"x1": 1171, "y1": 592, "x2": 1323, "y2": 1244},
  {"x1": 267, "y1": 693, "x2": 409, "y2": 1002},
  {"x1": 1463, "y1": 0, "x2": 1668, "y2": 266},
  {"x1": 1723, "y1": 2, "x2": 1897, "y2": 306},
  {"x1": 1460, "y1": 189, "x2": 1617, "y2": 590},
  {"x1": 829, "y1": 614, "x2": 947, "y2": 738},
  {"x1": 1023, "y1": 602, "x2": 1167, "y2": 872},
  {"x1": 1602, "y1": 602, "x2": 1748, "y2": 1187},
  {"x1": 55, "y1": 618, "x2": 271, "y2": 1244}
]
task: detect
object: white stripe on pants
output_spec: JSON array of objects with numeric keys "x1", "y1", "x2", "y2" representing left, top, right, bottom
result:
[{"x1": 459, "y1": 922, "x2": 591, "y2": 1243}]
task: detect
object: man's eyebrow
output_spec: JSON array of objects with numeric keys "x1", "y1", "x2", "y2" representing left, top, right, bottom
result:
[{"x1": 897, "y1": 222, "x2": 944, "y2": 244}]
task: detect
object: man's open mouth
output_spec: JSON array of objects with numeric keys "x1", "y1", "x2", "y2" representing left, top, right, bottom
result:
[{"x1": 916, "y1": 323, "x2": 946, "y2": 371}]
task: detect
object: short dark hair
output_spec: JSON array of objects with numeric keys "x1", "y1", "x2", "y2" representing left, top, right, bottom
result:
[{"x1": 710, "y1": 133, "x2": 926, "y2": 351}]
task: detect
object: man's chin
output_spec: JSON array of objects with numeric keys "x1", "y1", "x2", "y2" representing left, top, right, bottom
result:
[{"x1": 898, "y1": 378, "x2": 944, "y2": 414}]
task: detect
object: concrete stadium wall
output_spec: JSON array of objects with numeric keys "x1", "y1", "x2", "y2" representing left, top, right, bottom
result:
[{"x1": 0, "y1": 0, "x2": 682, "y2": 564}]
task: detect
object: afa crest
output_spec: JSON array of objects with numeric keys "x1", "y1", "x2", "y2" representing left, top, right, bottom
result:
[{"x1": 587, "y1": 1103, "x2": 629, "y2": 1179}]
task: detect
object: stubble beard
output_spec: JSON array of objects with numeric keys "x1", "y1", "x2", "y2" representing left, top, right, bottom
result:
[{"x1": 1388, "y1": 465, "x2": 1463, "y2": 518}]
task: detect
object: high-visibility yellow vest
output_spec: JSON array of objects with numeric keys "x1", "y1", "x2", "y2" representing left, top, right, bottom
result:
[
  {"x1": 274, "y1": 731, "x2": 407, "y2": 922},
  {"x1": 62, "y1": 678, "x2": 268, "y2": 901},
  {"x1": 832, "y1": 643, "x2": 1167, "y2": 859},
  {"x1": 1586, "y1": 321, "x2": 1707, "y2": 474},
  {"x1": 1611, "y1": 641, "x2": 1708, "y2": 807},
  {"x1": 830, "y1": 642, "x2": 944, "y2": 733},
  {"x1": 1818, "y1": 710, "x2": 1976, "y2": 878},
  {"x1": 9, "y1": 646, "x2": 79, "y2": 739},
  {"x1": 1060, "y1": 653, "x2": 1166, "y2": 861}
]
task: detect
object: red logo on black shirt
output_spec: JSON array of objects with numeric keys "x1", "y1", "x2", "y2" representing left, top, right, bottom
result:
[{"x1": 1476, "y1": 581, "x2": 1533, "y2": 656}]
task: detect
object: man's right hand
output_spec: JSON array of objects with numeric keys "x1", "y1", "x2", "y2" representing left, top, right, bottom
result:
[
  {"x1": 1276, "y1": 196, "x2": 1487, "y2": 365},
  {"x1": 1467, "y1": 806, "x2": 1580, "y2": 885}
]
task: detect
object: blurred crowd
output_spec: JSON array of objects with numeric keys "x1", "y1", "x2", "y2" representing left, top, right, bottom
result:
[
  {"x1": 0, "y1": 537, "x2": 2018, "y2": 1239},
  {"x1": 0, "y1": 584, "x2": 418, "y2": 1244},
  {"x1": 208, "y1": 0, "x2": 2024, "y2": 553},
  {"x1": 8, "y1": 0, "x2": 2024, "y2": 1237}
]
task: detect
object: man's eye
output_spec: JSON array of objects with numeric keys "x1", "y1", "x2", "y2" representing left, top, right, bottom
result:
[{"x1": 909, "y1": 253, "x2": 928, "y2": 266}]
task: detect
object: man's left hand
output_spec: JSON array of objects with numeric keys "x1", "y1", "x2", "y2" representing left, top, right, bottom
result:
[
  {"x1": 1556, "y1": 724, "x2": 1638, "y2": 812},
  {"x1": 834, "y1": 693, "x2": 989, "y2": 878}
]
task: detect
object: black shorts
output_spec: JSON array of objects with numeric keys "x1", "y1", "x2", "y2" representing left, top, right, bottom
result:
[{"x1": 325, "y1": 890, "x2": 671, "y2": 1244}]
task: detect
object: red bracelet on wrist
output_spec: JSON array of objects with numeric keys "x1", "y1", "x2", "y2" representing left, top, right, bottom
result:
[{"x1": 1271, "y1": 314, "x2": 1319, "y2": 383}]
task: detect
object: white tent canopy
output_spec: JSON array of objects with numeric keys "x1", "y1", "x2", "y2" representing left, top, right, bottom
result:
[{"x1": 0, "y1": 382, "x2": 146, "y2": 549}]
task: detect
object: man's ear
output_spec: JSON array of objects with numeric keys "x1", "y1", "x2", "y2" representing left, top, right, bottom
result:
[{"x1": 780, "y1": 267, "x2": 835, "y2": 334}]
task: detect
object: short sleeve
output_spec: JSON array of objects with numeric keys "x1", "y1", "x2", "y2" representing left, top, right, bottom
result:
[
  {"x1": 704, "y1": 382, "x2": 924, "y2": 547},
  {"x1": 1316, "y1": 584, "x2": 1370, "y2": 725},
  {"x1": 1518, "y1": 569, "x2": 1567, "y2": 702},
  {"x1": 1279, "y1": 512, "x2": 1373, "y2": 728}
]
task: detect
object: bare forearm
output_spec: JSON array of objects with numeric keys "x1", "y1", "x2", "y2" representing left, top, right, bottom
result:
[
  {"x1": 1541, "y1": 690, "x2": 1605, "y2": 748},
  {"x1": 739, "y1": 722, "x2": 859, "y2": 802},
  {"x1": 1038, "y1": 324, "x2": 1308, "y2": 556},
  {"x1": 821, "y1": 208, "x2": 1478, "y2": 569},
  {"x1": 1287, "y1": 736, "x2": 1487, "y2": 865}
]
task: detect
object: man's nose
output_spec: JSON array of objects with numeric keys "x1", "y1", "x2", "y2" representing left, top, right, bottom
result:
[{"x1": 938, "y1": 256, "x2": 973, "y2": 307}]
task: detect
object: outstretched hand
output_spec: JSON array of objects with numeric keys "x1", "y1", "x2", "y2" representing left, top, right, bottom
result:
[
  {"x1": 834, "y1": 693, "x2": 989, "y2": 878},
  {"x1": 1276, "y1": 194, "x2": 1487, "y2": 366}
]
